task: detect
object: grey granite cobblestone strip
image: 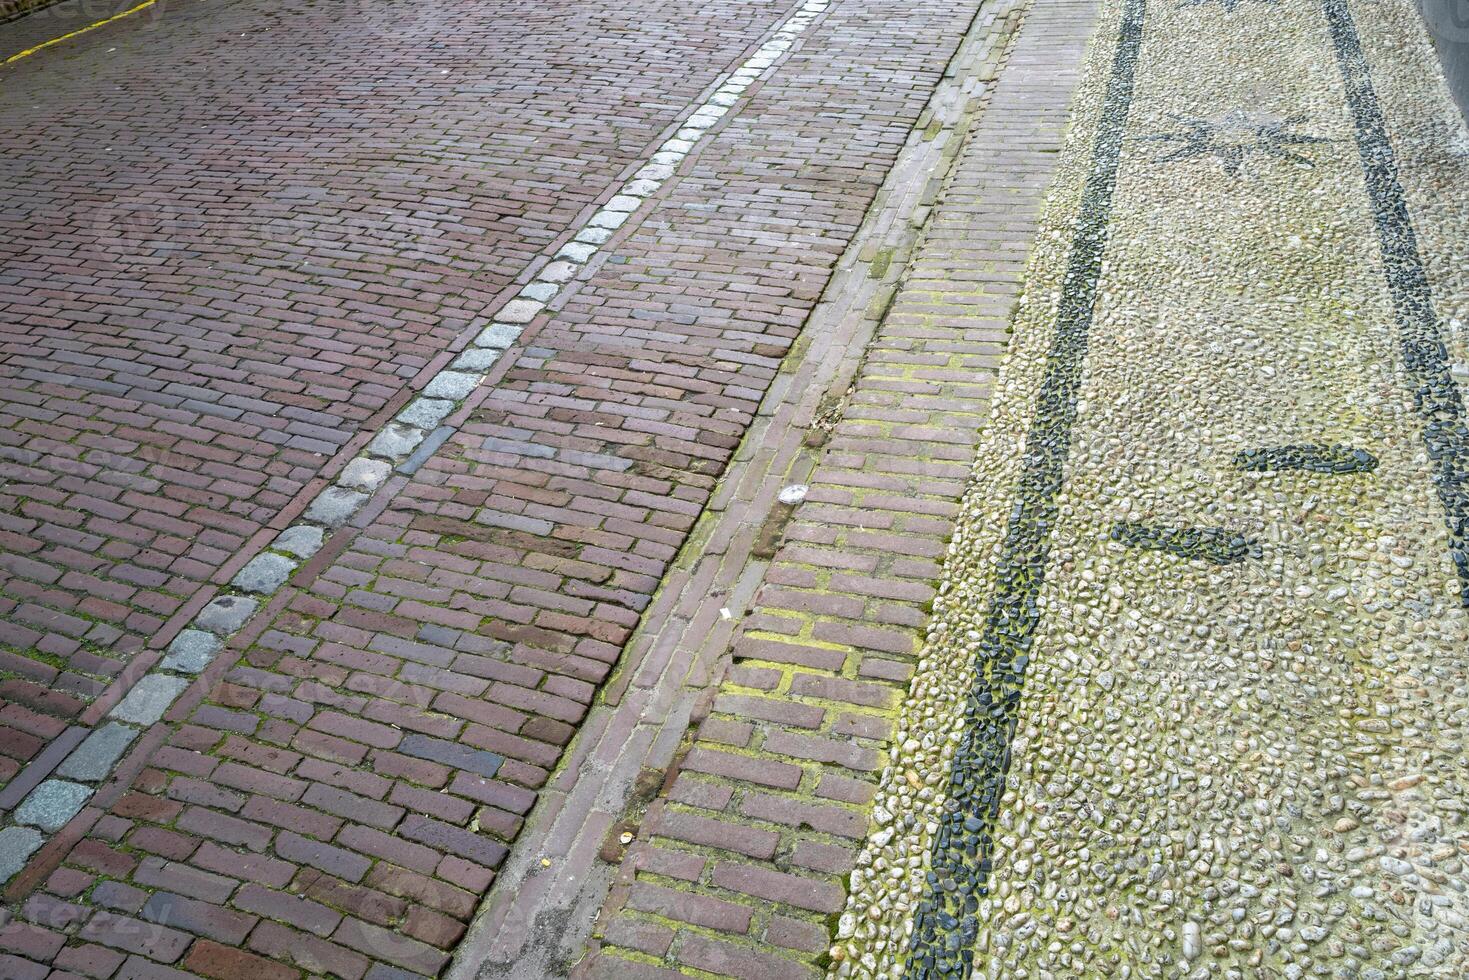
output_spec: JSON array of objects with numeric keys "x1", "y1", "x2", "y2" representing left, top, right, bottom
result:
[
  {"x1": 447, "y1": 0, "x2": 1043, "y2": 971},
  {"x1": 903, "y1": 0, "x2": 1146, "y2": 972},
  {"x1": 0, "y1": 0, "x2": 836, "y2": 884}
]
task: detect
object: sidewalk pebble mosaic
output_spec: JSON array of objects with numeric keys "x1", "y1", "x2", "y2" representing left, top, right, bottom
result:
[{"x1": 833, "y1": 0, "x2": 1469, "y2": 975}]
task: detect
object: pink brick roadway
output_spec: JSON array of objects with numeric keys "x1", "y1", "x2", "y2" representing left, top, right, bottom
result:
[{"x1": 0, "y1": 0, "x2": 1095, "y2": 978}]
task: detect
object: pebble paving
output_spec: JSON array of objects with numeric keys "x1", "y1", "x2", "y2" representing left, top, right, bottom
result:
[{"x1": 835, "y1": 0, "x2": 1469, "y2": 976}]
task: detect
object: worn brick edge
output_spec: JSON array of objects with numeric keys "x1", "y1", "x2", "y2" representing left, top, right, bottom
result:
[
  {"x1": 441, "y1": 1, "x2": 1034, "y2": 976},
  {"x1": 569, "y1": 1, "x2": 1110, "y2": 977}
]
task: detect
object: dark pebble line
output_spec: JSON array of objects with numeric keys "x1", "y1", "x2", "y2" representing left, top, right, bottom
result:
[
  {"x1": 903, "y1": 0, "x2": 1148, "y2": 974},
  {"x1": 1234, "y1": 443, "x2": 1378, "y2": 474},
  {"x1": 1110, "y1": 521, "x2": 1261, "y2": 564},
  {"x1": 1323, "y1": 0, "x2": 1469, "y2": 606}
]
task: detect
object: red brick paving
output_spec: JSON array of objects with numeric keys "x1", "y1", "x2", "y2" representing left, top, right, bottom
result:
[
  {"x1": 441, "y1": 0, "x2": 1024, "y2": 961},
  {"x1": 0, "y1": 0, "x2": 799, "y2": 728},
  {"x1": 0, "y1": 0, "x2": 1071, "y2": 976}
]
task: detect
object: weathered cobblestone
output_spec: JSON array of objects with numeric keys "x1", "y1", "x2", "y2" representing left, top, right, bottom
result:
[
  {"x1": 157, "y1": 629, "x2": 221, "y2": 674},
  {"x1": 0, "y1": 827, "x2": 42, "y2": 885},
  {"x1": 194, "y1": 595, "x2": 259, "y2": 636},
  {"x1": 231, "y1": 553, "x2": 298, "y2": 595},
  {"x1": 106, "y1": 674, "x2": 189, "y2": 726},
  {"x1": 56, "y1": 723, "x2": 136, "y2": 782},
  {"x1": 13, "y1": 779, "x2": 90, "y2": 832}
]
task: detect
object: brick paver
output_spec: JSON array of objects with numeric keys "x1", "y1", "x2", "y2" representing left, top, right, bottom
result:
[
  {"x1": 578, "y1": 0, "x2": 1100, "y2": 975},
  {"x1": 442, "y1": 0, "x2": 1030, "y2": 972},
  {"x1": 0, "y1": 0, "x2": 799, "y2": 729},
  {"x1": 0, "y1": 0, "x2": 1077, "y2": 975}
]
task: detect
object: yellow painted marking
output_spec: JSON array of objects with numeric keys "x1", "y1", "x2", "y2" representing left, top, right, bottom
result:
[{"x1": 2, "y1": 0, "x2": 157, "y2": 67}]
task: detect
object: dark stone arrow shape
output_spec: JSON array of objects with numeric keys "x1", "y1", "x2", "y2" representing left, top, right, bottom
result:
[
  {"x1": 1110, "y1": 521, "x2": 1260, "y2": 564},
  {"x1": 1234, "y1": 443, "x2": 1378, "y2": 474}
]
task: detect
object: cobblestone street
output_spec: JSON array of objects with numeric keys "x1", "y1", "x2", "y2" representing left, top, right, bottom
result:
[{"x1": 2, "y1": 0, "x2": 1468, "y2": 976}]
